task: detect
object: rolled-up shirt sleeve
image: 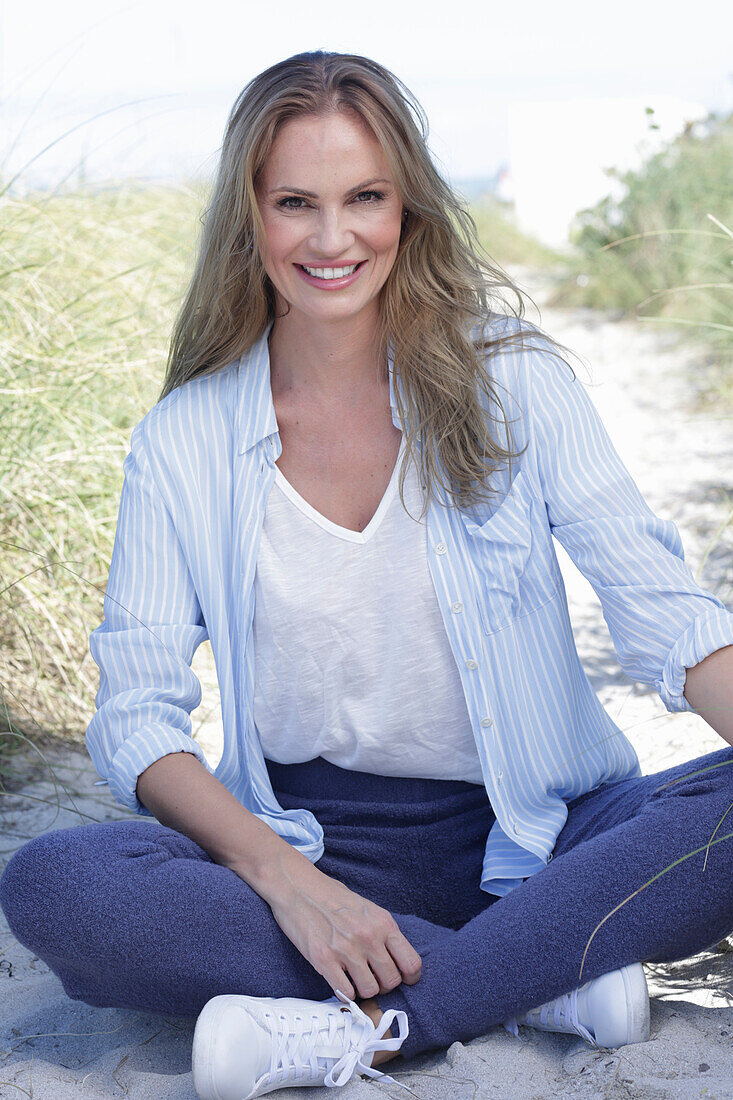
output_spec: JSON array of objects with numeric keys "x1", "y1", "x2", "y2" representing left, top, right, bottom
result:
[
  {"x1": 86, "y1": 420, "x2": 216, "y2": 815},
  {"x1": 526, "y1": 335, "x2": 733, "y2": 714}
]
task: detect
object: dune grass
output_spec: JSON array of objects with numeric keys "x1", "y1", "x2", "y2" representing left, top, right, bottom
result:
[
  {"x1": 0, "y1": 178, "x2": 208, "y2": 765},
  {"x1": 471, "y1": 194, "x2": 563, "y2": 270}
]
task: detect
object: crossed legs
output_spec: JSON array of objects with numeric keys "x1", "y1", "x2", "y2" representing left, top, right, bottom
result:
[{"x1": 1, "y1": 748, "x2": 731, "y2": 1063}]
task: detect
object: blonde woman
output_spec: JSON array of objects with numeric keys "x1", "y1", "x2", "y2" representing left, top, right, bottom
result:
[{"x1": 2, "y1": 50, "x2": 733, "y2": 1100}]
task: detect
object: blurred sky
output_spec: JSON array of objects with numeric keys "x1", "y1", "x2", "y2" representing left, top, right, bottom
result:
[{"x1": 1, "y1": 0, "x2": 732, "y2": 198}]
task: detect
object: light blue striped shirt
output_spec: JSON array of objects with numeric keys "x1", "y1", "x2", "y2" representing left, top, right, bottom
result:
[{"x1": 86, "y1": 313, "x2": 733, "y2": 897}]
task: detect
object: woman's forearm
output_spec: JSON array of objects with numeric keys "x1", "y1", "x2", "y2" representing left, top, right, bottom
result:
[{"x1": 135, "y1": 750, "x2": 320, "y2": 901}]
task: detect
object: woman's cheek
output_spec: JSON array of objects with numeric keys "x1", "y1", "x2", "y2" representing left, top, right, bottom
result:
[{"x1": 372, "y1": 213, "x2": 404, "y2": 251}]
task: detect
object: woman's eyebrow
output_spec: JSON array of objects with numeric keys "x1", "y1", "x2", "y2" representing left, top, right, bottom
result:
[{"x1": 267, "y1": 177, "x2": 391, "y2": 197}]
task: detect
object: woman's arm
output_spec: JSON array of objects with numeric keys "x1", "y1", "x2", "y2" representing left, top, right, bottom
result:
[
  {"x1": 683, "y1": 644, "x2": 733, "y2": 749},
  {"x1": 91, "y1": 422, "x2": 423, "y2": 999},
  {"x1": 136, "y1": 749, "x2": 315, "y2": 892},
  {"x1": 136, "y1": 749, "x2": 423, "y2": 1001},
  {"x1": 525, "y1": 332, "x2": 733, "y2": 722},
  {"x1": 86, "y1": 421, "x2": 216, "y2": 813}
]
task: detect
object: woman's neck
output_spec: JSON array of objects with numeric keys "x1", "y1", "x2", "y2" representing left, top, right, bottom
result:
[{"x1": 267, "y1": 309, "x2": 387, "y2": 407}]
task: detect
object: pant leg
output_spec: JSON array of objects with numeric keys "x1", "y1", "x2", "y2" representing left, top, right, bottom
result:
[
  {"x1": 378, "y1": 746, "x2": 733, "y2": 1060},
  {"x1": 0, "y1": 819, "x2": 339, "y2": 1016},
  {"x1": 0, "y1": 761, "x2": 485, "y2": 1018},
  {"x1": 5, "y1": 748, "x2": 730, "y2": 1058}
]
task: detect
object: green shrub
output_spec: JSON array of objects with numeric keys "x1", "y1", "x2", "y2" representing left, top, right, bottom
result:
[{"x1": 546, "y1": 109, "x2": 733, "y2": 406}]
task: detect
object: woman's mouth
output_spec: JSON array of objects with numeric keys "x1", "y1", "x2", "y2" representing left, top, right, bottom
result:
[{"x1": 294, "y1": 260, "x2": 367, "y2": 288}]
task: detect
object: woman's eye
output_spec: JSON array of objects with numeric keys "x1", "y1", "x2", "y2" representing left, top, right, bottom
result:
[
  {"x1": 276, "y1": 190, "x2": 385, "y2": 211},
  {"x1": 354, "y1": 190, "x2": 385, "y2": 203}
]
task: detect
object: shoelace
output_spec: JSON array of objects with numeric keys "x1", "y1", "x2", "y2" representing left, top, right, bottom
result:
[
  {"x1": 504, "y1": 987, "x2": 597, "y2": 1048},
  {"x1": 257, "y1": 988, "x2": 411, "y2": 1092},
  {"x1": 323, "y1": 990, "x2": 411, "y2": 1088}
]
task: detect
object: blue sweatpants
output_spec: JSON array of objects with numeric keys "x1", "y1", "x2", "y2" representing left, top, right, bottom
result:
[{"x1": 1, "y1": 748, "x2": 732, "y2": 1061}]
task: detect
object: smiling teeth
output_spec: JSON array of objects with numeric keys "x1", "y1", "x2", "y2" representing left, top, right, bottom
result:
[{"x1": 301, "y1": 263, "x2": 359, "y2": 279}]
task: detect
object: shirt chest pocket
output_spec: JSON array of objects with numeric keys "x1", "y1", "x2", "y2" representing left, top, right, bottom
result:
[{"x1": 461, "y1": 469, "x2": 561, "y2": 635}]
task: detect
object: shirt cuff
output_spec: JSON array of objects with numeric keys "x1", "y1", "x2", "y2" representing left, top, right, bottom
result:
[
  {"x1": 656, "y1": 606, "x2": 733, "y2": 714},
  {"x1": 107, "y1": 723, "x2": 216, "y2": 815}
]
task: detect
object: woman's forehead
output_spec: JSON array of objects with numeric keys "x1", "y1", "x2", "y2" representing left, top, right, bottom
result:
[{"x1": 262, "y1": 112, "x2": 387, "y2": 177}]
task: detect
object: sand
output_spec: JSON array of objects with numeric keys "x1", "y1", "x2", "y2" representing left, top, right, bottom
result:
[{"x1": 1, "y1": 267, "x2": 732, "y2": 1098}]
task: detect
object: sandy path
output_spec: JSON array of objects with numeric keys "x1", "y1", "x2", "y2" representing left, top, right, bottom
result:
[{"x1": 1, "y1": 270, "x2": 731, "y2": 1098}]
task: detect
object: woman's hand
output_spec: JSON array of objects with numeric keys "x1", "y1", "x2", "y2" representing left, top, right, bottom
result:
[{"x1": 262, "y1": 859, "x2": 423, "y2": 1001}]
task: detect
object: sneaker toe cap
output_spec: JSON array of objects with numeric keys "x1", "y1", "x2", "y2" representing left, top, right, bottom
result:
[{"x1": 192, "y1": 995, "x2": 271, "y2": 1100}]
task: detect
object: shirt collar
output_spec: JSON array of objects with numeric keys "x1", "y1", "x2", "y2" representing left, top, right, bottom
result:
[
  {"x1": 236, "y1": 319, "x2": 279, "y2": 456},
  {"x1": 236, "y1": 320, "x2": 406, "y2": 456},
  {"x1": 387, "y1": 338, "x2": 407, "y2": 433}
]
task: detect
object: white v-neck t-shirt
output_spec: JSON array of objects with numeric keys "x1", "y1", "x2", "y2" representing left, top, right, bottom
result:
[{"x1": 251, "y1": 432, "x2": 485, "y2": 781}]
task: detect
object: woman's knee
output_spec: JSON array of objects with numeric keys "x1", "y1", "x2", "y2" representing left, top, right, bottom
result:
[
  {"x1": 706, "y1": 747, "x2": 733, "y2": 795},
  {"x1": 650, "y1": 747, "x2": 733, "y2": 807},
  {"x1": 0, "y1": 828, "x2": 79, "y2": 949},
  {"x1": 0, "y1": 820, "x2": 193, "y2": 948}
]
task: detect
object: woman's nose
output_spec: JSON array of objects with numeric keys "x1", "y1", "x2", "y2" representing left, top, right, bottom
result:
[{"x1": 309, "y1": 210, "x2": 355, "y2": 256}]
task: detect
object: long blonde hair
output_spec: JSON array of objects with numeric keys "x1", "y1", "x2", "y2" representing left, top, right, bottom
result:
[{"x1": 159, "y1": 49, "x2": 579, "y2": 514}]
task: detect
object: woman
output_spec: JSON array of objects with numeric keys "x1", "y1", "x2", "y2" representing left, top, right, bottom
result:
[{"x1": 2, "y1": 50, "x2": 733, "y2": 1100}]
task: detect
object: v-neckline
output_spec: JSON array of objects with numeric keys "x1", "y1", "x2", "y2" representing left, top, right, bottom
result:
[{"x1": 273, "y1": 433, "x2": 405, "y2": 545}]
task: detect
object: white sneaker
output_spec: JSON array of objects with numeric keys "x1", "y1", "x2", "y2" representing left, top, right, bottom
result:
[
  {"x1": 192, "y1": 987, "x2": 410, "y2": 1099},
  {"x1": 503, "y1": 962, "x2": 651, "y2": 1049}
]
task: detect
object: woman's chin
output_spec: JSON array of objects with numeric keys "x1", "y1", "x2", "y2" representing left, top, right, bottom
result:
[{"x1": 279, "y1": 298, "x2": 378, "y2": 327}]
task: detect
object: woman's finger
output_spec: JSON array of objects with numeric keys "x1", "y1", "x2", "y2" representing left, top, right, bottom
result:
[
  {"x1": 385, "y1": 928, "x2": 423, "y2": 984},
  {"x1": 341, "y1": 959, "x2": 380, "y2": 1001},
  {"x1": 367, "y1": 946, "x2": 405, "y2": 994},
  {"x1": 324, "y1": 964, "x2": 355, "y2": 1001}
]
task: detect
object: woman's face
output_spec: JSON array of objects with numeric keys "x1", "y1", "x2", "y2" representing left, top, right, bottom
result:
[{"x1": 255, "y1": 110, "x2": 405, "y2": 327}]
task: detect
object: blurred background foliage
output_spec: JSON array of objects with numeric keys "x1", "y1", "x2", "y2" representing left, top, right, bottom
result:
[{"x1": 545, "y1": 108, "x2": 733, "y2": 409}]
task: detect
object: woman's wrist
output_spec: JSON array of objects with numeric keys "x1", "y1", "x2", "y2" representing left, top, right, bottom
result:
[{"x1": 231, "y1": 831, "x2": 323, "y2": 905}]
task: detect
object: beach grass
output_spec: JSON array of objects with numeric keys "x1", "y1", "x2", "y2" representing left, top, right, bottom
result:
[{"x1": 0, "y1": 177, "x2": 207, "y2": 763}]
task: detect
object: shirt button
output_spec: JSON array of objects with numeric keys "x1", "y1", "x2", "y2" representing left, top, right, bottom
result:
[
  {"x1": 451, "y1": 601, "x2": 463, "y2": 614},
  {"x1": 465, "y1": 658, "x2": 478, "y2": 670},
  {"x1": 480, "y1": 716, "x2": 493, "y2": 727},
  {"x1": 497, "y1": 771, "x2": 504, "y2": 783},
  {"x1": 512, "y1": 824, "x2": 520, "y2": 835},
  {"x1": 434, "y1": 542, "x2": 447, "y2": 554}
]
